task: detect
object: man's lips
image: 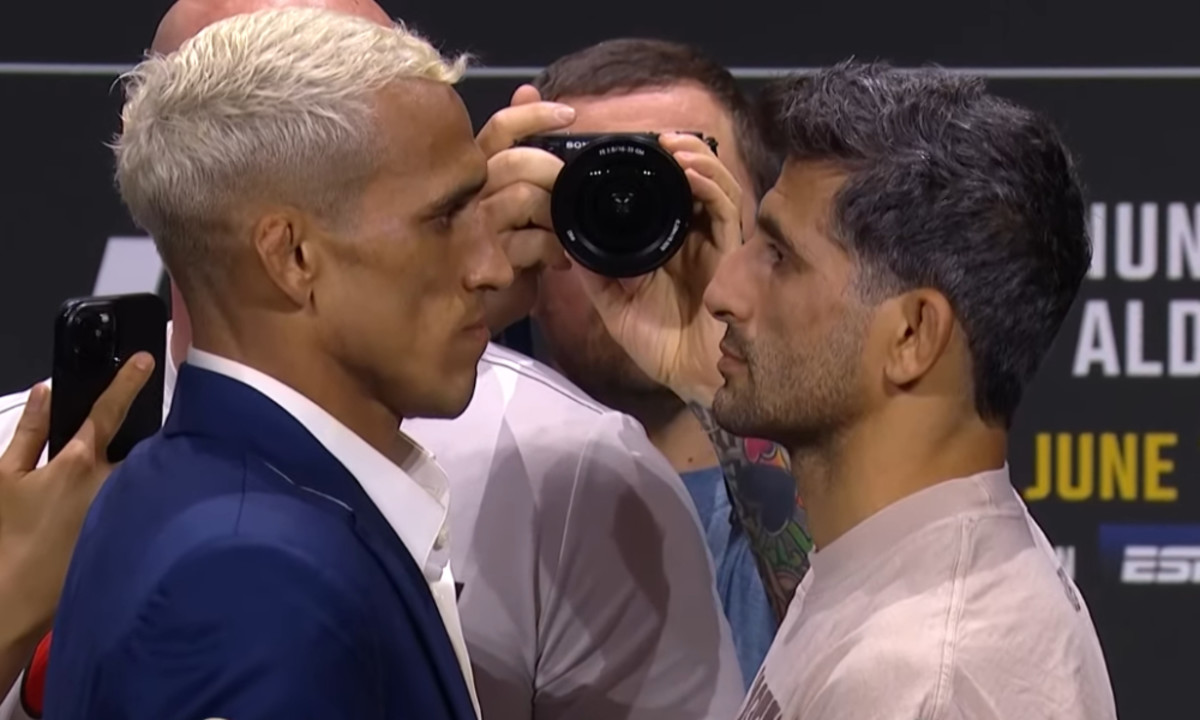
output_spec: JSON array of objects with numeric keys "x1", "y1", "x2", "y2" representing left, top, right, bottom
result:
[{"x1": 719, "y1": 339, "x2": 746, "y2": 363}]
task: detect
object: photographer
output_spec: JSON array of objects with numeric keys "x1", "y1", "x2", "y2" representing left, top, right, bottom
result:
[
  {"x1": 403, "y1": 41, "x2": 774, "y2": 720},
  {"x1": 472, "y1": 39, "x2": 813, "y2": 682}
]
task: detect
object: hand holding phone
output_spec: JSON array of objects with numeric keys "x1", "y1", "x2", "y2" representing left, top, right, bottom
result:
[
  {"x1": 0, "y1": 353, "x2": 155, "y2": 681},
  {"x1": 49, "y1": 293, "x2": 167, "y2": 462}
]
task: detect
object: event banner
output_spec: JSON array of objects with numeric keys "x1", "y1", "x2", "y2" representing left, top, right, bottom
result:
[{"x1": 1, "y1": 1, "x2": 1198, "y2": 717}]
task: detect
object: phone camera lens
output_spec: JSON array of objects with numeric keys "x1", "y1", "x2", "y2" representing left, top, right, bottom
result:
[{"x1": 71, "y1": 308, "x2": 117, "y2": 364}]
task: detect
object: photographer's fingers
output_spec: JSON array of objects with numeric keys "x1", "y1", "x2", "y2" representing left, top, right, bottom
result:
[
  {"x1": 483, "y1": 148, "x2": 563, "y2": 197},
  {"x1": 660, "y1": 134, "x2": 742, "y2": 201},
  {"x1": 676, "y1": 152, "x2": 741, "y2": 209},
  {"x1": 483, "y1": 182, "x2": 554, "y2": 238},
  {"x1": 506, "y1": 227, "x2": 567, "y2": 272},
  {"x1": 0, "y1": 384, "x2": 51, "y2": 475},
  {"x1": 658, "y1": 132, "x2": 722, "y2": 159},
  {"x1": 679, "y1": 165, "x2": 743, "y2": 254},
  {"x1": 510, "y1": 83, "x2": 541, "y2": 106},
  {"x1": 477, "y1": 102, "x2": 576, "y2": 158},
  {"x1": 660, "y1": 134, "x2": 743, "y2": 254}
]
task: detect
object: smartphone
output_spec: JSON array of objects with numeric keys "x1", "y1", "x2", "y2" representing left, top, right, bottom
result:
[{"x1": 49, "y1": 293, "x2": 168, "y2": 462}]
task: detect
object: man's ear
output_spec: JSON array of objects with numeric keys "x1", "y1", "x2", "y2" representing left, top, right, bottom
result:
[
  {"x1": 881, "y1": 289, "x2": 955, "y2": 387},
  {"x1": 252, "y1": 210, "x2": 319, "y2": 307}
]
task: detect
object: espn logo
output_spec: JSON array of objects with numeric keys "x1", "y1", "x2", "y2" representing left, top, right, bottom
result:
[
  {"x1": 1120, "y1": 545, "x2": 1200, "y2": 584},
  {"x1": 1100, "y1": 524, "x2": 1200, "y2": 586}
]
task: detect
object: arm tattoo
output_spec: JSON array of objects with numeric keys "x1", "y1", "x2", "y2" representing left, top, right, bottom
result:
[{"x1": 688, "y1": 402, "x2": 813, "y2": 623}]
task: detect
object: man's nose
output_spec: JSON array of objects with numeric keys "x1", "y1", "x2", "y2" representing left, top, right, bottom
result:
[
  {"x1": 466, "y1": 224, "x2": 515, "y2": 292},
  {"x1": 703, "y1": 243, "x2": 753, "y2": 325}
]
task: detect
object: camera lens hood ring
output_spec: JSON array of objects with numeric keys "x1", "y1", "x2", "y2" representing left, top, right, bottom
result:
[{"x1": 549, "y1": 134, "x2": 694, "y2": 278}]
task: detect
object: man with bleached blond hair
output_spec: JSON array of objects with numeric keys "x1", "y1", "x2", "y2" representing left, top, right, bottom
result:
[{"x1": 42, "y1": 7, "x2": 511, "y2": 719}]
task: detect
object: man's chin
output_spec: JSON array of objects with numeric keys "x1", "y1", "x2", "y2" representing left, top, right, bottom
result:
[
  {"x1": 711, "y1": 386, "x2": 761, "y2": 437},
  {"x1": 405, "y1": 377, "x2": 475, "y2": 421},
  {"x1": 443, "y1": 378, "x2": 478, "y2": 418}
]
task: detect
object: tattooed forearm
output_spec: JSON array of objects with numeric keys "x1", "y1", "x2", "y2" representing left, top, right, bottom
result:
[{"x1": 688, "y1": 402, "x2": 813, "y2": 623}]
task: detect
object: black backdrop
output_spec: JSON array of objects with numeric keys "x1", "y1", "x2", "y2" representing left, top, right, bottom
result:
[{"x1": 2, "y1": 2, "x2": 1198, "y2": 717}]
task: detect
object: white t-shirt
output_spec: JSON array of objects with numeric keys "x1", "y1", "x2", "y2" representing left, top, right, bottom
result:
[
  {"x1": 404, "y1": 343, "x2": 745, "y2": 720},
  {"x1": 0, "y1": 339, "x2": 744, "y2": 720},
  {"x1": 737, "y1": 466, "x2": 1116, "y2": 720}
]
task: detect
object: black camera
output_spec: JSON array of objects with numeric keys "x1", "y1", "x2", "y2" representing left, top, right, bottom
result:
[{"x1": 515, "y1": 132, "x2": 718, "y2": 278}]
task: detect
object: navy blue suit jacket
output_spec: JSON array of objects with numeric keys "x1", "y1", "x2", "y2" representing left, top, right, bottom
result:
[{"x1": 44, "y1": 365, "x2": 478, "y2": 720}]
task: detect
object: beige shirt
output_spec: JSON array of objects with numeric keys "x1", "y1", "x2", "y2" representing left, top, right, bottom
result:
[{"x1": 738, "y1": 466, "x2": 1117, "y2": 720}]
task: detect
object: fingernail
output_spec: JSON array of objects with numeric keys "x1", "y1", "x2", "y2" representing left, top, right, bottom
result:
[
  {"x1": 28, "y1": 384, "x2": 47, "y2": 411},
  {"x1": 133, "y1": 354, "x2": 153, "y2": 371},
  {"x1": 553, "y1": 105, "x2": 576, "y2": 123}
]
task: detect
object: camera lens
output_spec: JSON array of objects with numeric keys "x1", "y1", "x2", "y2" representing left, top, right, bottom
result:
[
  {"x1": 577, "y1": 162, "x2": 671, "y2": 255},
  {"x1": 71, "y1": 307, "x2": 117, "y2": 365},
  {"x1": 550, "y1": 135, "x2": 695, "y2": 278}
]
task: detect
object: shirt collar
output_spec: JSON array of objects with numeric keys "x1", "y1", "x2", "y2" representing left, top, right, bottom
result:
[
  {"x1": 164, "y1": 321, "x2": 178, "y2": 417},
  {"x1": 809, "y1": 464, "x2": 1016, "y2": 588},
  {"x1": 183, "y1": 346, "x2": 451, "y2": 581}
]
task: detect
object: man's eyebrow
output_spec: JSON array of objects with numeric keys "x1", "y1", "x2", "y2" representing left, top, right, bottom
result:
[
  {"x1": 756, "y1": 213, "x2": 793, "y2": 247},
  {"x1": 423, "y1": 174, "x2": 487, "y2": 218}
]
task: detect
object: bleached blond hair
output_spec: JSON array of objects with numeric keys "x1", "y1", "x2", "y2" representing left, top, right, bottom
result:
[{"x1": 112, "y1": 6, "x2": 468, "y2": 288}]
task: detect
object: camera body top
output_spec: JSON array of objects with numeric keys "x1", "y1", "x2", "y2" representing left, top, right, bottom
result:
[{"x1": 512, "y1": 132, "x2": 719, "y2": 278}]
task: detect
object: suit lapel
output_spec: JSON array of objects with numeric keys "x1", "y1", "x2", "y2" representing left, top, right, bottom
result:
[{"x1": 165, "y1": 366, "x2": 477, "y2": 719}]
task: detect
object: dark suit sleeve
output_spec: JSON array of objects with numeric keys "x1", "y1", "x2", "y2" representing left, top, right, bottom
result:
[{"x1": 95, "y1": 540, "x2": 383, "y2": 720}]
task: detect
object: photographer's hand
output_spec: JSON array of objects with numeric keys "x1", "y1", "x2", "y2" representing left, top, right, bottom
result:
[
  {"x1": 476, "y1": 85, "x2": 574, "y2": 335},
  {"x1": 574, "y1": 133, "x2": 741, "y2": 406}
]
